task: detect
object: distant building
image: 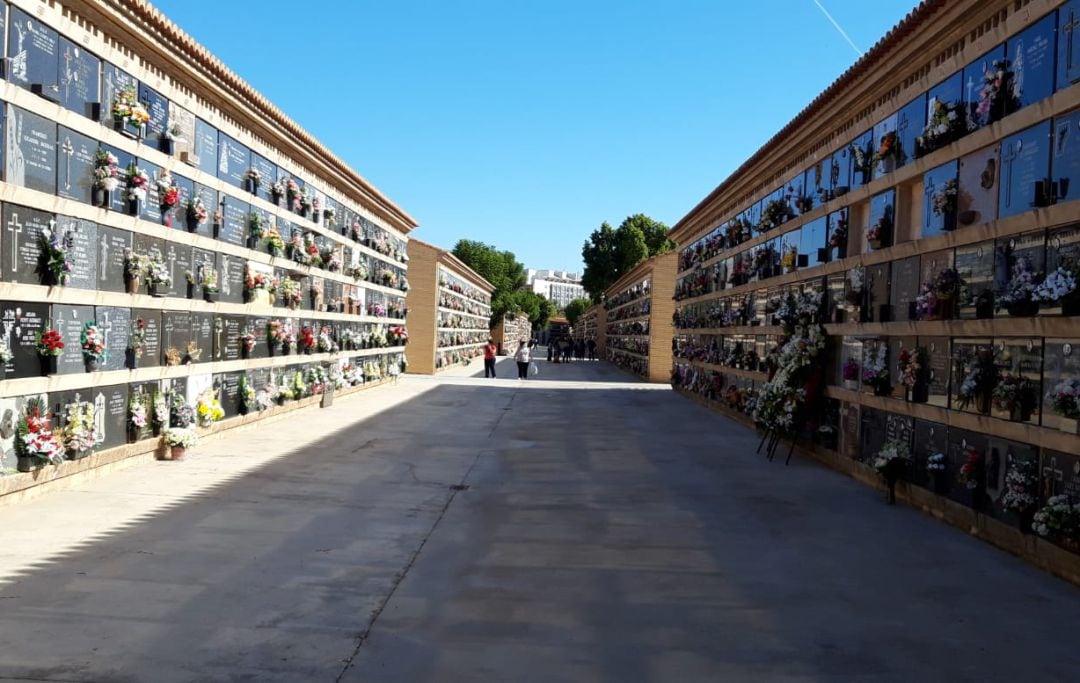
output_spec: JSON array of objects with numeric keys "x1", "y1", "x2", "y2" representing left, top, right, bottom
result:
[{"x1": 526, "y1": 268, "x2": 585, "y2": 309}]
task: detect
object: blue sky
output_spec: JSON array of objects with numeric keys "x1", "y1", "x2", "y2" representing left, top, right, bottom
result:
[{"x1": 152, "y1": 0, "x2": 918, "y2": 272}]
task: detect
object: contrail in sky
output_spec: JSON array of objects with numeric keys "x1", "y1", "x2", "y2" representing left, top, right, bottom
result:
[{"x1": 812, "y1": 0, "x2": 864, "y2": 57}]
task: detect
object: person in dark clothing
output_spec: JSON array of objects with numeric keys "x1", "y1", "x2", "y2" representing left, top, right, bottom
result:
[
  {"x1": 547, "y1": 341, "x2": 554, "y2": 362},
  {"x1": 587, "y1": 338, "x2": 596, "y2": 361}
]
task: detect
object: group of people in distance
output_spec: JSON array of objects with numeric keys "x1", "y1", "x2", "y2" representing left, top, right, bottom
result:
[
  {"x1": 481, "y1": 335, "x2": 599, "y2": 381},
  {"x1": 547, "y1": 337, "x2": 595, "y2": 363}
]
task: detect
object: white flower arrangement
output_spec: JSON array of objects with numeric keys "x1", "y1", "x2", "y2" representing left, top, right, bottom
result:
[
  {"x1": 926, "y1": 452, "x2": 946, "y2": 473},
  {"x1": 163, "y1": 427, "x2": 198, "y2": 449},
  {"x1": 848, "y1": 265, "x2": 865, "y2": 292},
  {"x1": 873, "y1": 438, "x2": 910, "y2": 472},
  {"x1": 1032, "y1": 266, "x2": 1078, "y2": 303}
]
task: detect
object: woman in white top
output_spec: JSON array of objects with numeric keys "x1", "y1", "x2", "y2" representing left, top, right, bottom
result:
[{"x1": 514, "y1": 341, "x2": 531, "y2": 379}]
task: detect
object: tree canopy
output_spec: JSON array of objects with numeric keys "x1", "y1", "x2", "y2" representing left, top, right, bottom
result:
[
  {"x1": 452, "y1": 240, "x2": 551, "y2": 330},
  {"x1": 581, "y1": 214, "x2": 672, "y2": 302},
  {"x1": 563, "y1": 298, "x2": 592, "y2": 327}
]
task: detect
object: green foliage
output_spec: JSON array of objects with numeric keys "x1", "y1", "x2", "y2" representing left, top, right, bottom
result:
[
  {"x1": 452, "y1": 239, "x2": 549, "y2": 330},
  {"x1": 581, "y1": 214, "x2": 670, "y2": 301},
  {"x1": 563, "y1": 298, "x2": 592, "y2": 327}
]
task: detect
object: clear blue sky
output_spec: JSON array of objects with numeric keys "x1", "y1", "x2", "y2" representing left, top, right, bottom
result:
[{"x1": 152, "y1": 0, "x2": 917, "y2": 273}]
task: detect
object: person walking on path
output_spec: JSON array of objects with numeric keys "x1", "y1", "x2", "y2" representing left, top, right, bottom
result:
[
  {"x1": 483, "y1": 337, "x2": 498, "y2": 378},
  {"x1": 547, "y1": 341, "x2": 554, "y2": 363},
  {"x1": 514, "y1": 340, "x2": 532, "y2": 380},
  {"x1": 587, "y1": 338, "x2": 596, "y2": 361}
]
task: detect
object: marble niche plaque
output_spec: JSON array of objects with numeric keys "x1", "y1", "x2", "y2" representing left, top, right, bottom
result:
[
  {"x1": 127, "y1": 382, "x2": 158, "y2": 441},
  {"x1": 1042, "y1": 340, "x2": 1080, "y2": 435},
  {"x1": 138, "y1": 82, "x2": 169, "y2": 143},
  {"x1": 951, "y1": 338, "x2": 995, "y2": 415},
  {"x1": 59, "y1": 37, "x2": 100, "y2": 117},
  {"x1": 955, "y1": 240, "x2": 996, "y2": 319},
  {"x1": 216, "y1": 372, "x2": 242, "y2": 417},
  {"x1": 990, "y1": 337, "x2": 1042, "y2": 424},
  {"x1": 1008, "y1": 12, "x2": 1057, "y2": 112},
  {"x1": 189, "y1": 183, "x2": 217, "y2": 239},
  {"x1": 957, "y1": 145, "x2": 999, "y2": 228},
  {"x1": 7, "y1": 7, "x2": 59, "y2": 99},
  {"x1": 192, "y1": 312, "x2": 214, "y2": 364},
  {"x1": 0, "y1": 301, "x2": 50, "y2": 379},
  {"x1": 858, "y1": 406, "x2": 887, "y2": 464},
  {"x1": 922, "y1": 161, "x2": 958, "y2": 238},
  {"x1": 160, "y1": 312, "x2": 191, "y2": 367},
  {"x1": 1060, "y1": 0, "x2": 1080, "y2": 87},
  {"x1": 139, "y1": 160, "x2": 164, "y2": 225},
  {"x1": 963, "y1": 45, "x2": 1007, "y2": 131},
  {"x1": 5, "y1": 105, "x2": 56, "y2": 195},
  {"x1": 103, "y1": 144, "x2": 135, "y2": 213},
  {"x1": 895, "y1": 96, "x2": 924, "y2": 172},
  {"x1": 985, "y1": 438, "x2": 1039, "y2": 522},
  {"x1": 51, "y1": 304, "x2": 94, "y2": 375},
  {"x1": 250, "y1": 152, "x2": 276, "y2": 202},
  {"x1": 922, "y1": 336, "x2": 952, "y2": 409},
  {"x1": 91, "y1": 383, "x2": 129, "y2": 451},
  {"x1": 946, "y1": 428, "x2": 990, "y2": 509},
  {"x1": 871, "y1": 112, "x2": 898, "y2": 180},
  {"x1": 1051, "y1": 109, "x2": 1080, "y2": 207},
  {"x1": 998, "y1": 121, "x2": 1052, "y2": 219},
  {"x1": 1042, "y1": 226, "x2": 1080, "y2": 316},
  {"x1": 219, "y1": 195, "x2": 248, "y2": 247},
  {"x1": 217, "y1": 252, "x2": 246, "y2": 305},
  {"x1": 164, "y1": 242, "x2": 194, "y2": 299},
  {"x1": 865, "y1": 263, "x2": 891, "y2": 323},
  {"x1": 94, "y1": 306, "x2": 132, "y2": 372},
  {"x1": 1040, "y1": 449, "x2": 1080, "y2": 504},
  {"x1": 99, "y1": 62, "x2": 136, "y2": 125},
  {"x1": 217, "y1": 132, "x2": 250, "y2": 189},
  {"x1": 867, "y1": 189, "x2": 895, "y2": 251},
  {"x1": 57, "y1": 126, "x2": 97, "y2": 205},
  {"x1": 890, "y1": 256, "x2": 920, "y2": 322},
  {"x1": 54, "y1": 216, "x2": 96, "y2": 291},
  {"x1": 800, "y1": 217, "x2": 826, "y2": 269},
  {"x1": 247, "y1": 314, "x2": 270, "y2": 360},
  {"x1": 193, "y1": 118, "x2": 218, "y2": 178},
  {"x1": 192, "y1": 248, "x2": 219, "y2": 301},
  {"x1": 994, "y1": 230, "x2": 1046, "y2": 319},
  {"x1": 95, "y1": 225, "x2": 132, "y2": 294},
  {"x1": 214, "y1": 315, "x2": 243, "y2": 362},
  {"x1": 1, "y1": 204, "x2": 52, "y2": 285},
  {"x1": 130, "y1": 308, "x2": 161, "y2": 370},
  {"x1": 849, "y1": 129, "x2": 873, "y2": 190},
  {"x1": 912, "y1": 419, "x2": 949, "y2": 491},
  {"x1": 170, "y1": 104, "x2": 196, "y2": 161}
]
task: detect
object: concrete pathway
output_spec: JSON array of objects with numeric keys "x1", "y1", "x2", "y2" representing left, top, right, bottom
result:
[{"x1": 0, "y1": 357, "x2": 1078, "y2": 681}]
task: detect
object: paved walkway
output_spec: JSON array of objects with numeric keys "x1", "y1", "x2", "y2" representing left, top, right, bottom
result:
[{"x1": 0, "y1": 356, "x2": 1078, "y2": 681}]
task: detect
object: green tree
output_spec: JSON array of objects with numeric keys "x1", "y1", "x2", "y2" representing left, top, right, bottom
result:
[
  {"x1": 452, "y1": 239, "x2": 546, "y2": 329},
  {"x1": 563, "y1": 298, "x2": 592, "y2": 327},
  {"x1": 581, "y1": 214, "x2": 670, "y2": 302}
]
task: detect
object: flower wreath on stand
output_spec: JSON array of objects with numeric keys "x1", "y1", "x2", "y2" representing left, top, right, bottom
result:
[{"x1": 751, "y1": 321, "x2": 826, "y2": 438}]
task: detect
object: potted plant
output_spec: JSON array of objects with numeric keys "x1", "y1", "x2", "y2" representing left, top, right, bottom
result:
[
  {"x1": 245, "y1": 167, "x2": 261, "y2": 195},
  {"x1": 145, "y1": 248, "x2": 171, "y2": 297},
  {"x1": 36, "y1": 326, "x2": 65, "y2": 375},
  {"x1": 162, "y1": 427, "x2": 198, "y2": 461},
  {"x1": 1033, "y1": 263, "x2": 1080, "y2": 316},
  {"x1": 14, "y1": 399, "x2": 64, "y2": 472},
  {"x1": 1048, "y1": 378, "x2": 1080, "y2": 426},
  {"x1": 92, "y1": 149, "x2": 121, "y2": 208},
  {"x1": 861, "y1": 345, "x2": 890, "y2": 396},
  {"x1": 62, "y1": 401, "x2": 96, "y2": 460},
  {"x1": 930, "y1": 177, "x2": 959, "y2": 231},
  {"x1": 866, "y1": 214, "x2": 892, "y2": 250},
  {"x1": 157, "y1": 172, "x2": 180, "y2": 227},
  {"x1": 992, "y1": 372, "x2": 1038, "y2": 422},
  {"x1": 1001, "y1": 458, "x2": 1038, "y2": 532},
  {"x1": 299, "y1": 326, "x2": 316, "y2": 355},
  {"x1": 956, "y1": 348, "x2": 998, "y2": 414},
  {"x1": 247, "y1": 212, "x2": 266, "y2": 250},
  {"x1": 269, "y1": 178, "x2": 285, "y2": 206},
  {"x1": 111, "y1": 84, "x2": 149, "y2": 138},
  {"x1": 239, "y1": 331, "x2": 257, "y2": 359},
  {"x1": 80, "y1": 321, "x2": 106, "y2": 372},
  {"x1": 195, "y1": 388, "x2": 225, "y2": 428},
  {"x1": 898, "y1": 346, "x2": 929, "y2": 403},
  {"x1": 199, "y1": 266, "x2": 219, "y2": 303},
  {"x1": 37, "y1": 224, "x2": 74, "y2": 287},
  {"x1": 996, "y1": 255, "x2": 1041, "y2": 317},
  {"x1": 873, "y1": 438, "x2": 910, "y2": 504},
  {"x1": 957, "y1": 445, "x2": 985, "y2": 509},
  {"x1": 1032, "y1": 495, "x2": 1080, "y2": 552},
  {"x1": 185, "y1": 196, "x2": 208, "y2": 232},
  {"x1": 267, "y1": 227, "x2": 286, "y2": 258},
  {"x1": 125, "y1": 163, "x2": 150, "y2": 216},
  {"x1": 128, "y1": 392, "x2": 149, "y2": 443}
]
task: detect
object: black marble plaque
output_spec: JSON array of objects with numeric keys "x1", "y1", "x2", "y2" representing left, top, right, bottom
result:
[
  {"x1": 7, "y1": 7, "x2": 58, "y2": 96},
  {"x1": 884, "y1": 413, "x2": 914, "y2": 452},
  {"x1": 250, "y1": 152, "x2": 276, "y2": 202},
  {"x1": 804, "y1": 160, "x2": 826, "y2": 204},
  {"x1": 54, "y1": 216, "x2": 96, "y2": 290},
  {"x1": 94, "y1": 306, "x2": 131, "y2": 372},
  {"x1": 946, "y1": 428, "x2": 989, "y2": 507},
  {"x1": 217, "y1": 372, "x2": 242, "y2": 416},
  {"x1": 103, "y1": 144, "x2": 135, "y2": 213},
  {"x1": 866, "y1": 263, "x2": 890, "y2": 322},
  {"x1": 188, "y1": 183, "x2": 216, "y2": 239},
  {"x1": 192, "y1": 248, "x2": 218, "y2": 302},
  {"x1": 829, "y1": 146, "x2": 851, "y2": 198},
  {"x1": 859, "y1": 406, "x2": 886, "y2": 465},
  {"x1": 963, "y1": 45, "x2": 1007, "y2": 130},
  {"x1": 924, "y1": 335, "x2": 950, "y2": 406},
  {"x1": 995, "y1": 230, "x2": 1046, "y2": 320},
  {"x1": 849, "y1": 129, "x2": 873, "y2": 190},
  {"x1": 193, "y1": 118, "x2": 218, "y2": 178},
  {"x1": 59, "y1": 37, "x2": 99, "y2": 117},
  {"x1": 99, "y1": 62, "x2": 136, "y2": 123},
  {"x1": 871, "y1": 113, "x2": 899, "y2": 180},
  {"x1": 1, "y1": 204, "x2": 50, "y2": 285},
  {"x1": 160, "y1": 311, "x2": 191, "y2": 366},
  {"x1": 216, "y1": 315, "x2": 243, "y2": 361},
  {"x1": 218, "y1": 252, "x2": 245, "y2": 305},
  {"x1": 219, "y1": 195, "x2": 247, "y2": 247},
  {"x1": 91, "y1": 383, "x2": 129, "y2": 450},
  {"x1": 130, "y1": 308, "x2": 161, "y2": 369},
  {"x1": 217, "y1": 132, "x2": 249, "y2": 189},
  {"x1": 5, "y1": 105, "x2": 56, "y2": 194},
  {"x1": 952, "y1": 338, "x2": 995, "y2": 414},
  {"x1": 164, "y1": 241, "x2": 193, "y2": 299},
  {"x1": 95, "y1": 225, "x2": 131, "y2": 294},
  {"x1": 1010, "y1": 12, "x2": 1057, "y2": 111},
  {"x1": 192, "y1": 312, "x2": 214, "y2": 364},
  {"x1": 1042, "y1": 340, "x2": 1080, "y2": 434},
  {"x1": 923, "y1": 160, "x2": 959, "y2": 238},
  {"x1": 248, "y1": 314, "x2": 270, "y2": 360},
  {"x1": 51, "y1": 304, "x2": 93, "y2": 375},
  {"x1": 912, "y1": 419, "x2": 949, "y2": 490},
  {"x1": 895, "y1": 95, "x2": 926, "y2": 167},
  {"x1": 0, "y1": 301, "x2": 49, "y2": 378},
  {"x1": 891, "y1": 256, "x2": 921, "y2": 321},
  {"x1": 1041, "y1": 449, "x2": 1080, "y2": 503},
  {"x1": 800, "y1": 217, "x2": 826, "y2": 269},
  {"x1": 56, "y1": 126, "x2": 95, "y2": 204},
  {"x1": 127, "y1": 382, "x2": 158, "y2": 441},
  {"x1": 137, "y1": 160, "x2": 163, "y2": 224},
  {"x1": 867, "y1": 189, "x2": 895, "y2": 251},
  {"x1": 956, "y1": 240, "x2": 996, "y2": 318},
  {"x1": 248, "y1": 366, "x2": 271, "y2": 390},
  {"x1": 1051, "y1": 110, "x2": 1080, "y2": 204},
  {"x1": 138, "y1": 83, "x2": 168, "y2": 142},
  {"x1": 986, "y1": 437, "x2": 1039, "y2": 520},
  {"x1": 1059, "y1": 1, "x2": 1080, "y2": 87},
  {"x1": 999, "y1": 121, "x2": 1051, "y2": 219},
  {"x1": 172, "y1": 171, "x2": 195, "y2": 216}
]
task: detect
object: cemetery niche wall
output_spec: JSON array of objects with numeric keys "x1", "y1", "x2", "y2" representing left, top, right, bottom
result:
[
  {"x1": 0, "y1": 0, "x2": 416, "y2": 486},
  {"x1": 603, "y1": 251, "x2": 676, "y2": 383},
  {"x1": 404, "y1": 240, "x2": 494, "y2": 374},
  {"x1": 668, "y1": 0, "x2": 1080, "y2": 580}
]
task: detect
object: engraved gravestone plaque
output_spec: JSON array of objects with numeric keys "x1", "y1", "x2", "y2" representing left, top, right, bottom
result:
[
  {"x1": 193, "y1": 118, "x2": 218, "y2": 178},
  {"x1": 1, "y1": 301, "x2": 49, "y2": 378},
  {"x1": 1, "y1": 204, "x2": 52, "y2": 285},
  {"x1": 51, "y1": 304, "x2": 93, "y2": 375},
  {"x1": 95, "y1": 225, "x2": 131, "y2": 294},
  {"x1": 5, "y1": 105, "x2": 56, "y2": 195},
  {"x1": 59, "y1": 38, "x2": 100, "y2": 117},
  {"x1": 999, "y1": 121, "x2": 1052, "y2": 219},
  {"x1": 94, "y1": 306, "x2": 131, "y2": 372},
  {"x1": 99, "y1": 62, "x2": 137, "y2": 125},
  {"x1": 57, "y1": 126, "x2": 96, "y2": 204},
  {"x1": 7, "y1": 7, "x2": 59, "y2": 97},
  {"x1": 160, "y1": 312, "x2": 191, "y2": 366},
  {"x1": 958, "y1": 145, "x2": 999, "y2": 227},
  {"x1": 217, "y1": 132, "x2": 249, "y2": 189},
  {"x1": 130, "y1": 308, "x2": 161, "y2": 369},
  {"x1": 54, "y1": 216, "x2": 96, "y2": 290}
]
